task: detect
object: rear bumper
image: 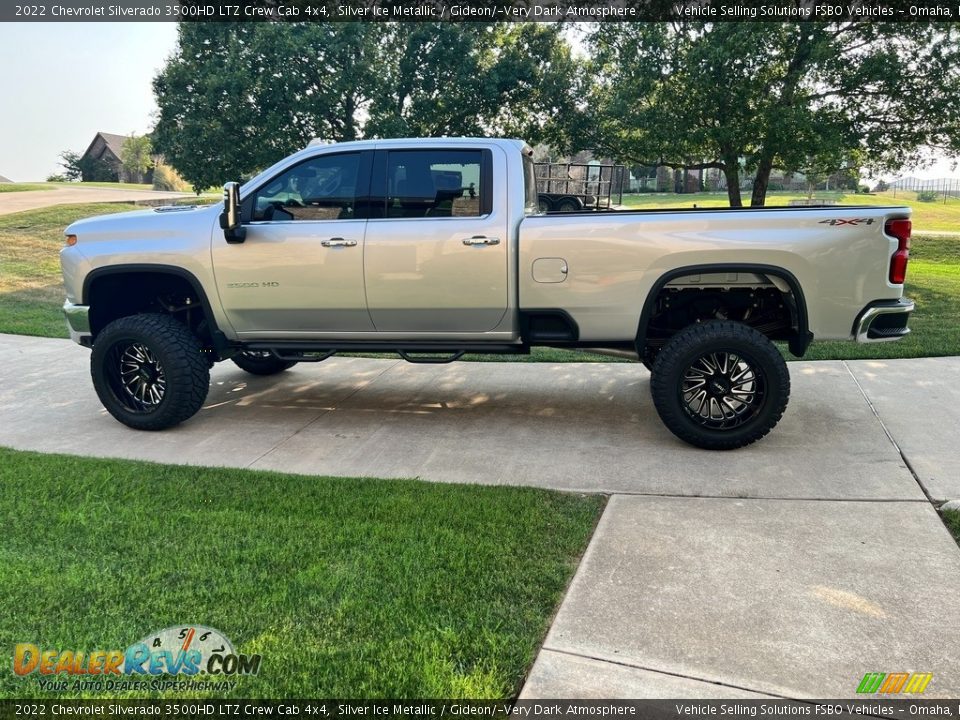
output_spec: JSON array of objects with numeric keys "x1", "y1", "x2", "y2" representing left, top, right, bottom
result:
[
  {"x1": 854, "y1": 298, "x2": 914, "y2": 343},
  {"x1": 63, "y1": 301, "x2": 92, "y2": 346}
]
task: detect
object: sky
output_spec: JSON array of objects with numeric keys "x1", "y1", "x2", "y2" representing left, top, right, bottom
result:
[
  {"x1": 0, "y1": 23, "x2": 178, "y2": 181},
  {"x1": 0, "y1": 22, "x2": 957, "y2": 183}
]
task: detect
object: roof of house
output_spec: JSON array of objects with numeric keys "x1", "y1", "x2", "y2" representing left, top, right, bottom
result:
[
  {"x1": 0, "y1": 174, "x2": 11, "y2": 183},
  {"x1": 82, "y1": 132, "x2": 129, "y2": 161}
]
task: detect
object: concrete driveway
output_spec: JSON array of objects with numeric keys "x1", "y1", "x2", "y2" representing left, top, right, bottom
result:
[
  {"x1": 1, "y1": 333, "x2": 958, "y2": 698},
  {"x1": 0, "y1": 185, "x2": 192, "y2": 215}
]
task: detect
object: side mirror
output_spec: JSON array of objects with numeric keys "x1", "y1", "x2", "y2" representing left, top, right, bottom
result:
[{"x1": 219, "y1": 182, "x2": 247, "y2": 244}]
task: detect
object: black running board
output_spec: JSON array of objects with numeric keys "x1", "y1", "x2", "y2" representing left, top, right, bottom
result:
[{"x1": 241, "y1": 342, "x2": 530, "y2": 364}]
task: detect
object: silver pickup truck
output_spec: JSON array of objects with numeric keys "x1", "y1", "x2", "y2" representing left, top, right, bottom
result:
[{"x1": 60, "y1": 138, "x2": 914, "y2": 449}]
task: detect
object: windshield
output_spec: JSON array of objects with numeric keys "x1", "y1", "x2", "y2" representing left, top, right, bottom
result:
[{"x1": 523, "y1": 154, "x2": 540, "y2": 215}]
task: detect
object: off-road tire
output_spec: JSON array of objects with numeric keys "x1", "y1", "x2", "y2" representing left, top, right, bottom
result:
[
  {"x1": 231, "y1": 351, "x2": 298, "y2": 376},
  {"x1": 91, "y1": 313, "x2": 210, "y2": 431},
  {"x1": 650, "y1": 321, "x2": 790, "y2": 450}
]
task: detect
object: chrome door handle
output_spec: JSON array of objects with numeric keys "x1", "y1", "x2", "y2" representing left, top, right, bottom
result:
[
  {"x1": 462, "y1": 236, "x2": 500, "y2": 246},
  {"x1": 321, "y1": 238, "x2": 357, "y2": 247}
]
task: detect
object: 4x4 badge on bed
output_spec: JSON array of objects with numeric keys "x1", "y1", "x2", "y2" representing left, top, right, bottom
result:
[{"x1": 819, "y1": 218, "x2": 876, "y2": 226}]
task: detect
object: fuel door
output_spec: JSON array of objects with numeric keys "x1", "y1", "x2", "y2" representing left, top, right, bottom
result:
[{"x1": 532, "y1": 257, "x2": 568, "y2": 283}]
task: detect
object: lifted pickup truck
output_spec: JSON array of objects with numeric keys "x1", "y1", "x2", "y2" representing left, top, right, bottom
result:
[{"x1": 60, "y1": 138, "x2": 914, "y2": 449}]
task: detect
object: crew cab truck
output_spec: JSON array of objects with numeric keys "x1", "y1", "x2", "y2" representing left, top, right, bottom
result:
[{"x1": 60, "y1": 138, "x2": 914, "y2": 450}]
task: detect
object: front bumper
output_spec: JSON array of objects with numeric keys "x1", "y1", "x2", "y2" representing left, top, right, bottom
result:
[
  {"x1": 63, "y1": 301, "x2": 92, "y2": 346},
  {"x1": 854, "y1": 298, "x2": 915, "y2": 343}
]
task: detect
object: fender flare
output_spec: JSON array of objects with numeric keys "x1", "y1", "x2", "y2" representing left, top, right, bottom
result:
[
  {"x1": 636, "y1": 263, "x2": 811, "y2": 356},
  {"x1": 82, "y1": 264, "x2": 229, "y2": 354}
]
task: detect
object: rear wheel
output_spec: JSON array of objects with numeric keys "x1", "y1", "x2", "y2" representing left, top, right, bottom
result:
[
  {"x1": 91, "y1": 314, "x2": 210, "y2": 430},
  {"x1": 650, "y1": 321, "x2": 789, "y2": 450},
  {"x1": 232, "y1": 351, "x2": 298, "y2": 376}
]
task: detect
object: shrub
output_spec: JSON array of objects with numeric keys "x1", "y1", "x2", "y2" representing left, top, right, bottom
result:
[
  {"x1": 917, "y1": 189, "x2": 939, "y2": 202},
  {"x1": 152, "y1": 162, "x2": 189, "y2": 192},
  {"x1": 46, "y1": 174, "x2": 68, "y2": 183}
]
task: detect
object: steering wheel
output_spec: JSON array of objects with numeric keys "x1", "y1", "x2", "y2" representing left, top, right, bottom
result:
[{"x1": 314, "y1": 172, "x2": 342, "y2": 197}]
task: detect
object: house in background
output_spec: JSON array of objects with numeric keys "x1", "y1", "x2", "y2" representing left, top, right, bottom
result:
[
  {"x1": 79, "y1": 132, "x2": 153, "y2": 183},
  {"x1": 0, "y1": 174, "x2": 11, "y2": 183}
]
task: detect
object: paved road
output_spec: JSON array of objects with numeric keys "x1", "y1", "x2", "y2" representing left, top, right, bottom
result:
[
  {"x1": 0, "y1": 186, "x2": 193, "y2": 215},
  {"x1": 1, "y1": 333, "x2": 958, "y2": 698}
]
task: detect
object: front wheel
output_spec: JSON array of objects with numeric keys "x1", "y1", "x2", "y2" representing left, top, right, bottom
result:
[
  {"x1": 90, "y1": 314, "x2": 210, "y2": 431},
  {"x1": 650, "y1": 321, "x2": 790, "y2": 450},
  {"x1": 231, "y1": 351, "x2": 298, "y2": 376}
]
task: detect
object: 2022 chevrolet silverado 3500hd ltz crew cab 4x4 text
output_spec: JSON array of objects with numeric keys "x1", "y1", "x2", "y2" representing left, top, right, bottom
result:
[{"x1": 60, "y1": 138, "x2": 914, "y2": 450}]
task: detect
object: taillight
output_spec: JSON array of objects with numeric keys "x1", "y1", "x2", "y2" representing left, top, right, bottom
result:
[{"x1": 886, "y1": 218, "x2": 911, "y2": 284}]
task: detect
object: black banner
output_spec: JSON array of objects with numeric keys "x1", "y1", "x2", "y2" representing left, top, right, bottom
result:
[
  {"x1": 2, "y1": 0, "x2": 959, "y2": 22},
  {"x1": 2, "y1": 700, "x2": 960, "y2": 720}
]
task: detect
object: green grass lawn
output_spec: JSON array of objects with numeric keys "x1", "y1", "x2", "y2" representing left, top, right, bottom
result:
[
  {"x1": 621, "y1": 190, "x2": 960, "y2": 233},
  {"x1": 1, "y1": 203, "x2": 957, "y2": 361},
  {"x1": 0, "y1": 203, "x2": 140, "y2": 337},
  {"x1": 943, "y1": 509, "x2": 960, "y2": 548},
  {"x1": 0, "y1": 183, "x2": 55, "y2": 193},
  {"x1": 0, "y1": 447, "x2": 603, "y2": 699}
]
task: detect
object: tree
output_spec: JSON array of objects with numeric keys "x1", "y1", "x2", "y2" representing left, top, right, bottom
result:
[
  {"x1": 574, "y1": 23, "x2": 960, "y2": 207},
  {"x1": 58, "y1": 149, "x2": 113, "y2": 183},
  {"x1": 120, "y1": 134, "x2": 153, "y2": 184},
  {"x1": 153, "y1": 23, "x2": 380, "y2": 192},
  {"x1": 365, "y1": 23, "x2": 576, "y2": 142},
  {"x1": 152, "y1": 23, "x2": 574, "y2": 192},
  {"x1": 58, "y1": 151, "x2": 84, "y2": 182}
]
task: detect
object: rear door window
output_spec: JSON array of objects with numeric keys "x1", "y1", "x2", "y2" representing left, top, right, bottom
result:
[{"x1": 383, "y1": 150, "x2": 485, "y2": 219}]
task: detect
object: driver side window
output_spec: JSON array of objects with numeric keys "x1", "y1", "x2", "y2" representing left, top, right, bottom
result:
[{"x1": 252, "y1": 153, "x2": 361, "y2": 222}]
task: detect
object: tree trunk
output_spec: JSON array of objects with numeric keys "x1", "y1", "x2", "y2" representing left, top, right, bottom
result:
[
  {"x1": 724, "y1": 164, "x2": 743, "y2": 207},
  {"x1": 750, "y1": 155, "x2": 774, "y2": 207},
  {"x1": 343, "y1": 93, "x2": 358, "y2": 141}
]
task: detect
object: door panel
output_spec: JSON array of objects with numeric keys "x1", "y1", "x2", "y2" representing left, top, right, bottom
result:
[
  {"x1": 212, "y1": 219, "x2": 371, "y2": 334},
  {"x1": 211, "y1": 151, "x2": 373, "y2": 335},
  {"x1": 363, "y1": 148, "x2": 509, "y2": 333}
]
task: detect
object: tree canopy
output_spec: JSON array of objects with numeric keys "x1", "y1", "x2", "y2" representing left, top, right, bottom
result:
[
  {"x1": 571, "y1": 22, "x2": 960, "y2": 206},
  {"x1": 152, "y1": 22, "x2": 573, "y2": 191},
  {"x1": 153, "y1": 21, "x2": 960, "y2": 203}
]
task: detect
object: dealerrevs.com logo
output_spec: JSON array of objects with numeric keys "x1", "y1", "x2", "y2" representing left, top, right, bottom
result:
[{"x1": 13, "y1": 626, "x2": 261, "y2": 693}]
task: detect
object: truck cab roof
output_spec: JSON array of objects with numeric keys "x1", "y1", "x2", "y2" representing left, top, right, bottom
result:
[{"x1": 305, "y1": 137, "x2": 529, "y2": 152}]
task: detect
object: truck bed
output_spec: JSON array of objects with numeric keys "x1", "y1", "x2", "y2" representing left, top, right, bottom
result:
[{"x1": 519, "y1": 203, "x2": 910, "y2": 343}]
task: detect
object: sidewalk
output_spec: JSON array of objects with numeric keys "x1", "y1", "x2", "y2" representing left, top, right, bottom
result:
[
  {"x1": 520, "y1": 356, "x2": 960, "y2": 699},
  {"x1": 1, "y1": 334, "x2": 958, "y2": 698}
]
